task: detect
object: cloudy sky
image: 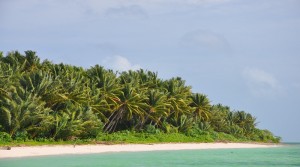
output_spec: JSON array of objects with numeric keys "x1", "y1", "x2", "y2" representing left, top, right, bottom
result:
[{"x1": 1, "y1": 0, "x2": 300, "y2": 142}]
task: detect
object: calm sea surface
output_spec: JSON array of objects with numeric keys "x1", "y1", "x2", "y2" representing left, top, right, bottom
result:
[{"x1": 1, "y1": 143, "x2": 299, "y2": 167}]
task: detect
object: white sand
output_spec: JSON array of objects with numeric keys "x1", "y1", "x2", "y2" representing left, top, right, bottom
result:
[{"x1": 0, "y1": 143, "x2": 279, "y2": 158}]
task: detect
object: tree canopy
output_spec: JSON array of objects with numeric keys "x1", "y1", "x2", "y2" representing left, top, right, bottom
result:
[{"x1": 0, "y1": 51, "x2": 280, "y2": 143}]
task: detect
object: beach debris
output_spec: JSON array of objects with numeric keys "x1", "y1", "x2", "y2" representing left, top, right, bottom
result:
[{"x1": 0, "y1": 146, "x2": 11, "y2": 150}]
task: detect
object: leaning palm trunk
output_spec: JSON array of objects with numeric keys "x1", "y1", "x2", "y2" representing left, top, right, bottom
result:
[
  {"x1": 104, "y1": 108, "x2": 124, "y2": 133},
  {"x1": 134, "y1": 112, "x2": 155, "y2": 130}
]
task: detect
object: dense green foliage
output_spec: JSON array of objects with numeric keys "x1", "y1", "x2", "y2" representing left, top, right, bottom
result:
[{"x1": 0, "y1": 51, "x2": 280, "y2": 144}]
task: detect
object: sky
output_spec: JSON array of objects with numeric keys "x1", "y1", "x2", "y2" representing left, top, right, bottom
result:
[{"x1": 1, "y1": 0, "x2": 300, "y2": 142}]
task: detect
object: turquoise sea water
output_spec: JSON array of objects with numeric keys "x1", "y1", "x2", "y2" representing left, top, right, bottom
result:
[{"x1": 1, "y1": 144, "x2": 299, "y2": 167}]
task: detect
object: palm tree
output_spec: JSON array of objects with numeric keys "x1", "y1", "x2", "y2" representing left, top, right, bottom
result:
[
  {"x1": 189, "y1": 93, "x2": 211, "y2": 122},
  {"x1": 0, "y1": 61, "x2": 15, "y2": 102},
  {"x1": 163, "y1": 77, "x2": 191, "y2": 120},
  {"x1": 233, "y1": 111, "x2": 257, "y2": 136},
  {"x1": 136, "y1": 89, "x2": 169, "y2": 129},
  {"x1": 210, "y1": 104, "x2": 230, "y2": 132},
  {"x1": 1, "y1": 51, "x2": 27, "y2": 74},
  {"x1": 51, "y1": 103, "x2": 102, "y2": 140},
  {"x1": 24, "y1": 50, "x2": 40, "y2": 72},
  {"x1": 87, "y1": 65, "x2": 121, "y2": 123},
  {"x1": 0, "y1": 85, "x2": 52, "y2": 138},
  {"x1": 104, "y1": 84, "x2": 147, "y2": 133},
  {"x1": 136, "y1": 69, "x2": 162, "y2": 89}
]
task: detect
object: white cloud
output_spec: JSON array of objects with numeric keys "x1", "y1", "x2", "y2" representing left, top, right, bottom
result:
[
  {"x1": 102, "y1": 55, "x2": 141, "y2": 72},
  {"x1": 242, "y1": 68, "x2": 283, "y2": 96},
  {"x1": 173, "y1": 0, "x2": 232, "y2": 5},
  {"x1": 1, "y1": 0, "x2": 233, "y2": 26},
  {"x1": 83, "y1": 0, "x2": 230, "y2": 8},
  {"x1": 55, "y1": 0, "x2": 233, "y2": 17},
  {"x1": 179, "y1": 29, "x2": 231, "y2": 54},
  {"x1": 105, "y1": 5, "x2": 148, "y2": 19}
]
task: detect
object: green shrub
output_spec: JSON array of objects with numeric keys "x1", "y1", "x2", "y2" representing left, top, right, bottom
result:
[
  {"x1": 257, "y1": 129, "x2": 281, "y2": 143},
  {"x1": 14, "y1": 131, "x2": 28, "y2": 141},
  {"x1": 35, "y1": 137, "x2": 55, "y2": 142},
  {"x1": 0, "y1": 132, "x2": 12, "y2": 142},
  {"x1": 144, "y1": 125, "x2": 160, "y2": 134}
]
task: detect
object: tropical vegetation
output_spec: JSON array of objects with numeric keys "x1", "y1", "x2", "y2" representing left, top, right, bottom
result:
[{"x1": 0, "y1": 51, "x2": 280, "y2": 145}]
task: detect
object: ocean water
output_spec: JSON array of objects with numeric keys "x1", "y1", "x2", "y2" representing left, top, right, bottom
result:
[{"x1": 0, "y1": 144, "x2": 299, "y2": 167}]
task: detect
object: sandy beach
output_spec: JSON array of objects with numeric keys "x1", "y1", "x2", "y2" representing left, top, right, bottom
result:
[{"x1": 0, "y1": 143, "x2": 279, "y2": 158}]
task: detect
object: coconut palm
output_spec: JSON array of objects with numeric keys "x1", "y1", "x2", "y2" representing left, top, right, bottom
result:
[
  {"x1": 210, "y1": 104, "x2": 230, "y2": 132},
  {"x1": 189, "y1": 93, "x2": 211, "y2": 122},
  {"x1": 104, "y1": 84, "x2": 147, "y2": 133},
  {"x1": 136, "y1": 89, "x2": 169, "y2": 129},
  {"x1": 87, "y1": 65, "x2": 121, "y2": 123},
  {"x1": 24, "y1": 50, "x2": 40, "y2": 72},
  {"x1": 51, "y1": 103, "x2": 102, "y2": 140},
  {"x1": 0, "y1": 85, "x2": 52, "y2": 138},
  {"x1": 163, "y1": 77, "x2": 191, "y2": 120},
  {"x1": 233, "y1": 111, "x2": 257, "y2": 136}
]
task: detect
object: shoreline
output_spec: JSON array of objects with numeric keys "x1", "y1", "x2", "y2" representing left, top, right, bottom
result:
[{"x1": 0, "y1": 143, "x2": 280, "y2": 158}]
